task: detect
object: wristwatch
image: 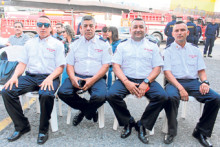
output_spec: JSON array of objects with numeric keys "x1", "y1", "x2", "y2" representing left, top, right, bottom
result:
[
  {"x1": 202, "y1": 80, "x2": 210, "y2": 85},
  {"x1": 144, "y1": 78, "x2": 150, "y2": 85}
]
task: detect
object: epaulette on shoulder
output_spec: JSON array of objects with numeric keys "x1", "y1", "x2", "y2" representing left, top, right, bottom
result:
[
  {"x1": 191, "y1": 43, "x2": 199, "y2": 48},
  {"x1": 72, "y1": 37, "x2": 79, "y2": 42},
  {"x1": 120, "y1": 39, "x2": 128, "y2": 43},
  {"x1": 99, "y1": 37, "x2": 107, "y2": 42},
  {"x1": 147, "y1": 38, "x2": 157, "y2": 44},
  {"x1": 164, "y1": 44, "x2": 171, "y2": 49}
]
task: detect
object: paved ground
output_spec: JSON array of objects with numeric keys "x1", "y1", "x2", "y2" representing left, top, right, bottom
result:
[{"x1": 0, "y1": 39, "x2": 220, "y2": 147}]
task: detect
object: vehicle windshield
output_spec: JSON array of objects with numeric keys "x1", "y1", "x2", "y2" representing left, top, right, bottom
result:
[{"x1": 118, "y1": 27, "x2": 130, "y2": 34}]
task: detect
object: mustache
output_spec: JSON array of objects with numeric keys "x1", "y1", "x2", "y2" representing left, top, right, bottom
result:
[{"x1": 134, "y1": 31, "x2": 143, "y2": 34}]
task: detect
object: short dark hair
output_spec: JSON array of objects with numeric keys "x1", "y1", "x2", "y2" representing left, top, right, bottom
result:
[
  {"x1": 172, "y1": 15, "x2": 176, "y2": 21},
  {"x1": 81, "y1": 15, "x2": 95, "y2": 24},
  {"x1": 187, "y1": 16, "x2": 191, "y2": 21},
  {"x1": 108, "y1": 26, "x2": 119, "y2": 42},
  {"x1": 131, "y1": 18, "x2": 145, "y2": 26},
  {"x1": 102, "y1": 27, "x2": 108, "y2": 33},
  {"x1": 175, "y1": 21, "x2": 185, "y2": 25},
  {"x1": 56, "y1": 22, "x2": 63, "y2": 27},
  {"x1": 38, "y1": 15, "x2": 51, "y2": 23},
  {"x1": 14, "y1": 22, "x2": 23, "y2": 27}
]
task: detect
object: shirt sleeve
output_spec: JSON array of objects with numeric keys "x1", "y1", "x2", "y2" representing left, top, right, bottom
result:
[
  {"x1": 163, "y1": 48, "x2": 172, "y2": 71},
  {"x1": 152, "y1": 45, "x2": 164, "y2": 68},
  {"x1": 17, "y1": 42, "x2": 29, "y2": 64},
  {"x1": 111, "y1": 43, "x2": 123, "y2": 65},
  {"x1": 102, "y1": 42, "x2": 112, "y2": 64},
  {"x1": 55, "y1": 41, "x2": 66, "y2": 67},
  {"x1": 66, "y1": 42, "x2": 75, "y2": 66}
]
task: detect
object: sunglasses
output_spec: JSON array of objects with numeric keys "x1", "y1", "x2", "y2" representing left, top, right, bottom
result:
[
  {"x1": 61, "y1": 31, "x2": 66, "y2": 33},
  {"x1": 37, "y1": 22, "x2": 51, "y2": 28}
]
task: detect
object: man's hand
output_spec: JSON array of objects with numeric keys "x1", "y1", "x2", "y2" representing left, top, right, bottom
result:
[
  {"x1": 39, "y1": 77, "x2": 54, "y2": 91},
  {"x1": 3, "y1": 76, "x2": 18, "y2": 90},
  {"x1": 179, "y1": 88, "x2": 189, "y2": 101},
  {"x1": 123, "y1": 80, "x2": 140, "y2": 97},
  {"x1": 82, "y1": 78, "x2": 95, "y2": 91},
  {"x1": 138, "y1": 82, "x2": 149, "y2": 98},
  {"x1": 5, "y1": 42, "x2": 11, "y2": 46},
  {"x1": 70, "y1": 76, "x2": 82, "y2": 89},
  {"x1": 199, "y1": 83, "x2": 209, "y2": 95}
]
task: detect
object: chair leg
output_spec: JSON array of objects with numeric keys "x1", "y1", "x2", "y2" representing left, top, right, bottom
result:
[
  {"x1": 113, "y1": 116, "x2": 119, "y2": 130},
  {"x1": 58, "y1": 98, "x2": 63, "y2": 117},
  {"x1": 66, "y1": 106, "x2": 72, "y2": 124},
  {"x1": 36, "y1": 97, "x2": 40, "y2": 114},
  {"x1": 149, "y1": 127, "x2": 154, "y2": 135},
  {"x1": 181, "y1": 101, "x2": 187, "y2": 119},
  {"x1": 49, "y1": 99, "x2": 58, "y2": 132},
  {"x1": 98, "y1": 104, "x2": 105, "y2": 128},
  {"x1": 200, "y1": 103, "x2": 204, "y2": 116},
  {"x1": 162, "y1": 116, "x2": 168, "y2": 134}
]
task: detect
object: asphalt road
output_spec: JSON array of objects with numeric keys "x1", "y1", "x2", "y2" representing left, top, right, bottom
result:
[{"x1": 0, "y1": 39, "x2": 220, "y2": 147}]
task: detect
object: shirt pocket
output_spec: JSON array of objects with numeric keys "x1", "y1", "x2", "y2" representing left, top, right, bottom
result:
[
  {"x1": 43, "y1": 51, "x2": 55, "y2": 67},
  {"x1": 171, "y1": 56, "x2": 182, "y2": 76},
  {"x1": 187, "y1": 57, "x2": 197, "y2": 73},
  {"x1": 92, "y1": 49, "x2": 102, "y2": 62},
  {"x1": 140, "y1": 51, "x2": 152, "y2": 67}
]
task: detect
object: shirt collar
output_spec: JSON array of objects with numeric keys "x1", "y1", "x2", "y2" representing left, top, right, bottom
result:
[
  {"x1": 173, "y1": 41, "x2": 188, "y2": 50},
  {"x1": 38, "y1": 35, "x2": 52, "y2": 42},
  {"x1": 14, "y1": 33, "x2": 24, "y2": 38},
  {"x1": 83, "y1": 35, "x2": 96, "y2": 43},
  {"x1": 130, "y1": 38, "x2": 144, "y2": 45}
]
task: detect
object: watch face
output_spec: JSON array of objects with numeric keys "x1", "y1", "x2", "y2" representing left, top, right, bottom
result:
[{"x1": 144, "y1": 79, "x2": 149, "y2": 84}]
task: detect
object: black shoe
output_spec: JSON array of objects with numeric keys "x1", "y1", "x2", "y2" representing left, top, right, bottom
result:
[
  {"x1": 121, "y1": 121, "x2": 136, "y2": 138},
  {"x1": 208, "y1": 54, "x2": 212, "y2": 58},
  {"x1": 37, "y1": 132, "x2": 48, "y2": 145},
  {"x1": 92, "y1": 112, "x2": 98, "y2": 123},
  {"x1": 72, "y1": 111, "x2": 84, "y2": 126},
  {"x1": 192, "y1": 128, "x2": 213, "y2": 147},
  {"x1": 8, "y1": 125, "x2": 31, "y2": 142},
  {"x1": 164, "y1": 134, "x2": 175, "y2": 144},
  {"x1": 137, "y1": 125, "x2": 149, "y2": 144}
]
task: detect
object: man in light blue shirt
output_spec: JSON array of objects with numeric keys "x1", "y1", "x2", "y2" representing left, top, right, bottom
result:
[
  {"x1": 163, "y1": 21, "x2": 220, "y2": 146},
  {"x1": 6, "y1": 22, "x2": 30, "y2": 46}
]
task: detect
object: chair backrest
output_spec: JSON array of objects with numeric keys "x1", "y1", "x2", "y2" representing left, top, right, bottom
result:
[{"x1": 1, "y1": 46, "x2": 24, "y2": 62}]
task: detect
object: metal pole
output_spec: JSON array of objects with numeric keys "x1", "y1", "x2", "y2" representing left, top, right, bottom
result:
[{"x1": 71, "y1": 8, "x2": 74, "y2": 28}]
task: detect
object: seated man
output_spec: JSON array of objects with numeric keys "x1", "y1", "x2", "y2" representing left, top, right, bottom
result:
[
  {"x1": 5, "y1": 22, "x2": 30, "y2": 46},
  {"x1": 58, "y1": 16, "x2": 111, "y2": 126},
  {"x1": 107, "y1": 18, "x2": 168, "y2": 144},
  {"x1": 2, "y1": 16, "x2": 66, "y2": 145},
  {"x1": 163, "y1": 21, "x2": 220, "y2": 147}
]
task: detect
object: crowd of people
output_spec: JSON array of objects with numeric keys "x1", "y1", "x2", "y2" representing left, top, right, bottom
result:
[{"x1": 0, "y1": 15, "x2": 220, "y2": 147}]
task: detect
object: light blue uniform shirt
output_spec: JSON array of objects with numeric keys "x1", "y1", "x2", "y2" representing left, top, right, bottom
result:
[
  {"x1": 18, "y1": 36, "x2": 66, "y2": 74},
  {"x1": 163, "y1": 42, "x2": 206, "y2": 79},
  {"x1": 8, "y1": 33, "x2": 30, "y2": 46},
  {"x1": 112, "y1": 38, "x2": 163, "y2": 79},
  {"x1": 66, "y1": 35, "x2": 111, "y2": 76}
]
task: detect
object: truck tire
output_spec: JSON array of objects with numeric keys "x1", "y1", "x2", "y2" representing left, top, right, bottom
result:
[
  {"x1": 152, "y1": 33, "x2": 162, "y2": 43},
  {"x1": 25, "y1": 32, "x2": 36, "y2": 38}
]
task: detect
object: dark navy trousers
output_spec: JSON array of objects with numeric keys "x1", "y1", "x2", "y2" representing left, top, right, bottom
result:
[
  {"x1": 57, "y1": 75, "x2": 107, "y2": 120},
  {"x1": 204, "y1": 36, "x2": 215, "y2": 55},
  {"x1": 164, "y1": 79, "x2": 220, "y2": 137},
  {"x1": 107, "y1": 78, "x2": 168, "y2": 130},
  {"x1": 2, "y1": 72, "x2": 60, "y2": 134}
]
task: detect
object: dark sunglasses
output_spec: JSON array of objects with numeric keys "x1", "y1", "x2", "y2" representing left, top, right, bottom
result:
[
  {"x1": 37, "y1": 22, "x2": 51, "y2": 28},
  {"x1": 61, "y1": 31, "x2": 66, "y2": 33}
]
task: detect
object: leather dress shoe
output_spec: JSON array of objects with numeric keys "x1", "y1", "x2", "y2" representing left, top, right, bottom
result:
[
  {"x1": 121, "y1": 121, "x2": 136, "y2": 138},
  {"x1": 72, "y1": 111, "x2": 84, "y2": 126},
  {"x1": 192, "y1": 128, "x2": 213, "y2": 147},
  {"x1": 37, "y1": 132, "x2": 48, "y2": 145},
  {"x1": 164, "y1": 134, "x2": 175, "y2": 144},
  {"x1": 92, "y1": 112, "x2": 98, "y2": 123},
  {"x1": 137, "y1": 125, "x2": 149, "y2": 144},
  {"x1": 8, "y1": 125, "x2": 31, "y2": 142}
]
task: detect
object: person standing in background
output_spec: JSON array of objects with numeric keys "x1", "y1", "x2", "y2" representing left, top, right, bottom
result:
[
  {"x1": 164, "y1": 15, "x2": 176, "y2": 46},
  {"x1": 106, "y1": 26, "x2": 121, "y2": 89},
  {"x1": 186, "y1": 16, "x2": 197, "y2": 44},
  {"x1": 203, "y1": 18, "x2": 219, "y2": 58},
  {"x1": 53, "y1": 22, "x2": 64, "y2": 41},
  {"x1": 194, "y1": 21, "x2": 202, "y2": 45}
]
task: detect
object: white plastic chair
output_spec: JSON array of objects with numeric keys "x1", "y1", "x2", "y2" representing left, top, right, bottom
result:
[
  {"x1": 113, "y1": 94, "x2": 155, "y2": 135},
  {"x1": 162, "y1": 96, "x2": 204, "y2": 133},
  {"x1": 64, "y1": 91, "x2": 105, "y2": 128}
]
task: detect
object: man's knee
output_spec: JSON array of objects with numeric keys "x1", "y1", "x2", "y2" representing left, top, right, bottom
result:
[
  {"x1": 40, "y1": 93, "x2": 54, "y2": 103},
  {"x1": 91, "y1": 92, "x2": 106, "y2": 103}
]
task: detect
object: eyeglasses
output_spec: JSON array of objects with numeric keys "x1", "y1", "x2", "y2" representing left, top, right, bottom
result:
[
  {"x1": 37, "y1": 22, "x2": 51, "y2": 28},
  {"x1": 61, "y1": 31, "x2": 66, "y2": 33}
]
